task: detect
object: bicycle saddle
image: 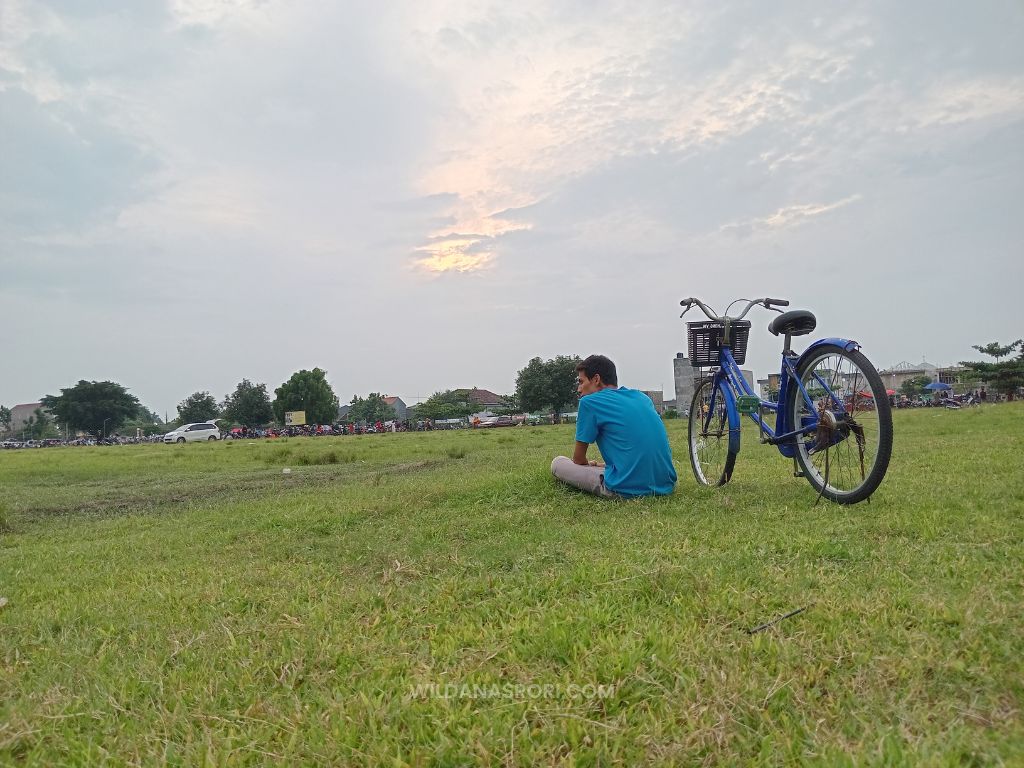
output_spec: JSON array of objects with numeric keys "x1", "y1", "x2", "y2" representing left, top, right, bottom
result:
[{"x1": 768, "y1": 309, "x2": 817, "y2": 337}]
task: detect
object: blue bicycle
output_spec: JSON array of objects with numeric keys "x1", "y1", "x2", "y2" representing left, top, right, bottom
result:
[{"x1": 680, "y1": 297, "x2": 893, "y2": 504}]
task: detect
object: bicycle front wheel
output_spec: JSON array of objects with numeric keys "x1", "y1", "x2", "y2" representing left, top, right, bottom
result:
[
  {"x1": 787, "y1": 345, "x2": 893, "y2": 504},
  {"x1": 688, "y1": 377, "x2": 737, "y2": 486}
]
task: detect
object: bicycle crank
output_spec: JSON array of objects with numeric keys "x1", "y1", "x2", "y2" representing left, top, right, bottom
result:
[{"x1": 810, "y1": 402, "x2": 868, "y2": 481}]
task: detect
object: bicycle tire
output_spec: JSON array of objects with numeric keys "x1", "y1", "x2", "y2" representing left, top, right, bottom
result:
[
  {"x1": 688, "y1": 377, "x2": 737, "y2": 487},
  {"x1": 787, "y1": 344, "x2": 893, "y2": 504}
]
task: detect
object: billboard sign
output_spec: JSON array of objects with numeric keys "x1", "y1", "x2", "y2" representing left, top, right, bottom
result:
[{"x1": 284, "y1": 410, "x2": 306, "y2": 426}]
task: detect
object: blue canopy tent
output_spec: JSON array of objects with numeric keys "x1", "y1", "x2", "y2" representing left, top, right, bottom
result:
[{"x1": 924, "y1": 381, "x2": 952, "y2": 391}]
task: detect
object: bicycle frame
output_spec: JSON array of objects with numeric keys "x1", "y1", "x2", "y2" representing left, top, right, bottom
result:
[{"x1": 705, "y1": 337, "x2": 861, "y2": 460}]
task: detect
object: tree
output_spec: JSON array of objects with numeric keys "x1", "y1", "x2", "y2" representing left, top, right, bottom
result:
[
  {"x1": 516, "y1": 358, "x2": 548, "y2": 414},
  {"x1": 221, "y1": 379, "x2": 274, "y2": 427},
  {"x1": 177, "y1": 391, "x2": 219, "y2": 424},
  {"x1": 960, "y1": 339, "x2": 1024, "y2": 398},
  {"x1": 414, "y1": 390, "x2": 476, "y2": 421},
  {"x1": 515, "y1": 355, "x2": 581, "y2": 422},
  {"x1": 41, "y1": 380, "x2": 140, "y2": 436},
  {"x1": 24, "y1": 408, "x2": 58, "y2": 439},
  {"x1": 971, "y1": 341, "x2": 1022, "y2": 360},
  {"x1": 138, "y1": 406, "x2": 162, "y2": 424},
  {"x1": 273, "y1": 368, "x2": 339, "y2": 425},
  {"x1": 346, "y1": 393, "x2": 395, "y2": 424},
  {"x1": 899, "y1": 375, "x2": 932, "y2": 398},
  {"x1": 0, "y1": 406, "x2": 11, "y2": 435},
  {"x1": 120, "y1": 406, "x2": 165, "y2": 436},
  {"x1": 494, "y1": 392, "x2": 520, "y2": 415}
]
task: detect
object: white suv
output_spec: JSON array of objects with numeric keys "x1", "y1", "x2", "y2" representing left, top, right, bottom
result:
[{"x1": 163, "y1": 422, "x2": 221, "y2": 443}]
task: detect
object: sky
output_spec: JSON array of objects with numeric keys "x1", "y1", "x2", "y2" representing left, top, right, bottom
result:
[{"x1": 2, "y1": 0, "x2": 1022, "y2": 417}]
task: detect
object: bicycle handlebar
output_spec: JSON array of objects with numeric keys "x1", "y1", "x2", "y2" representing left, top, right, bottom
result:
[{"x1": 679, "y1": 297, "x2": 789, "y2": 321}]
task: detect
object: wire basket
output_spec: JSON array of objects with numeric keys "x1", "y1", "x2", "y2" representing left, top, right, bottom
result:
[{"x1": 687, "y1": 320, "x2": 752, "y2": 366}]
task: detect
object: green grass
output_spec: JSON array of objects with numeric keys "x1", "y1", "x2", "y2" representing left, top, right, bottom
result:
[{"x1": 1, "y1": 406, "x2": 1022, "y2": 765}]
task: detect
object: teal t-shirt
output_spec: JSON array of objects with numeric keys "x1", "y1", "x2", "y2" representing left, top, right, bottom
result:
[{"x1": 575, "y1": 387, "x2": 677, "y2": 497}]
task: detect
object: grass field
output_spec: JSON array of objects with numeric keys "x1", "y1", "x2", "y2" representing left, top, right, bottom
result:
[{"x1": 1, "y1": 404, "x2": 1022, "y2": 766}]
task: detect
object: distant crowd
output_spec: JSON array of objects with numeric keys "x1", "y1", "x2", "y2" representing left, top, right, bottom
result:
[{"x1": 228, "y1": 419, "x2": 456, "y2": 439}]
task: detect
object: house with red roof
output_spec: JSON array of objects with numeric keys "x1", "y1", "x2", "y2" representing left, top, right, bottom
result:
[
  {"x1": 382, "y1": 396, "x2": 407, "y2": 420},
  {"x1": 455, "y1": 388, "x2": 509, "y2": 412}
]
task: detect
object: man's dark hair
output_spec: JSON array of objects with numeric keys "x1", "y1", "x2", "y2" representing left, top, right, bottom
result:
[{"x1": 577, "y1": 355, "x2": 617, "y2": 386}]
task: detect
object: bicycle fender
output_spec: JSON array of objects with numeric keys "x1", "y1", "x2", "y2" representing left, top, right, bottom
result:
[
  {"x1": 714, "y1": 372, "x2": 743, "y2": 455},
  {"x1": 798, "y1": 337, "x2": 860, "y2": 363},
  {"x1": 778, "y1": 338, "x2": 859, "y2": 459}
]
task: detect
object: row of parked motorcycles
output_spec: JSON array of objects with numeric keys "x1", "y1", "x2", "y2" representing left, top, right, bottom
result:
[
  {"x1": 896, "y1": 395, "x2": 980, "y2": 410},
  {"x1": 1, "y1": 436, "x2": 164, "y2": 449}
]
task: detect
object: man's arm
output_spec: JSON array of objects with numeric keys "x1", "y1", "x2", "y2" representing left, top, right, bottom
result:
[
  {"x1": 572, "y1": 441, "x2": 604, "y2": 467},
  {"x1": 572, "y1": 440, "x2": 590, "y2": 466}
]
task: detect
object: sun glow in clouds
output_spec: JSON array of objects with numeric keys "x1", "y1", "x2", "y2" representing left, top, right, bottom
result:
[
  {"x1": 412, "y1": 207, "x2": 531, "y2": 274},
  {"x1": 413, "y1": 238, "x2": 494, "y2": 273}
]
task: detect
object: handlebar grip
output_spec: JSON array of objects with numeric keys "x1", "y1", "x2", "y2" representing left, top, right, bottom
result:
[
  {"x1": 680, "y1": 298, "x2": 694, "y2": 306},
  {"x1": 765, "y1": 298, "x2": 789, "y2": 307}
]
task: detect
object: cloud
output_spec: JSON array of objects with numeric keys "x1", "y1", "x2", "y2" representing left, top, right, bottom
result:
[
  {"x1": 719, "y1": 194, "x2": 862, "y2": 237},
  {"x1": 168, "y1": 0, "x2": 261, "y2": 29},
  {"x1": 390, "y1": 1, "x2": 1024, "y2": 275},
  {"x1": 1, "y1": 0, "x2": 1022, "y2": 413},
  {"x1": 911, "y1": 77, "x2": 1024, "y2": 129},
  {"x1": 394, "y1": 3, "x2": 906, "y2": 272}
]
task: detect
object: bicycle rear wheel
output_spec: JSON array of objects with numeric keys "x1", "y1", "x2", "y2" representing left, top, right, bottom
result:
[
  {"x1": 787, "y1": 344, "x2": 893, "y2": 504},
  {"x1": 688, "y1": 377, "x2": 737, "y2": 486}
]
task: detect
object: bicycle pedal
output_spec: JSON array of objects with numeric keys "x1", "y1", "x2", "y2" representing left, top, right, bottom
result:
[{"x1": 736, "y1": 395, "x2": 760, "y2": 415}]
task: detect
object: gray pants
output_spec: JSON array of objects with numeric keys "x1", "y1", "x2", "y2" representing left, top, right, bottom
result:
[{"x1": 550, "y1": 456, "x2": 621, "y2": 498}]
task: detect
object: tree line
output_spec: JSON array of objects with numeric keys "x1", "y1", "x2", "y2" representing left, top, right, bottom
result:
[
  {"x1": 15, "y1": 341, "x2": 1015, "y2": 439},
  {"x1": 897, "y1": 340, "x2": 1024, "y2": 399},
  {"x1": 1, "y1": 356, "x2": 589, "y2": 439}
]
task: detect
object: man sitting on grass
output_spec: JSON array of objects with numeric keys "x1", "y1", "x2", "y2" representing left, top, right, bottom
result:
[{"x1": 551, "y1": 354, "x2": 677, "y2": 498}]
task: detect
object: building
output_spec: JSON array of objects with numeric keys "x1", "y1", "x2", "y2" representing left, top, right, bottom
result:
[
  {"x1": 936, "y1": 365, "x2": 981, "y2": 391},
  {"x1": 673, "y1": 353, "x2": 755, "y2": 405},
  {"x1": 455, "y1": 388, "x2": 509, "y2": 411},
  {"x1": 382, "y1": 396, "x2": 407, "y2": 420},
  {"x1": 878, "y1": 360, "x2": 981, "y2": 394},
  {"x1": 878, "y1": 360, "x2": 940, "y2": 392},
  {"x1": 760, "y1": 372, "x2": 782, "y2": 401},
  {"x1": 9, "y1": 402, "x2": 44, "y2": 433},
  {"x1": 640, "y1": 390, "x2": 665, "y2": 414},
  {"x1": 673, "y1": 354, "x2": 700, "y2": 410},
  {"x1": 337, "y1": 396, "x2": 407, "y2": 421}
]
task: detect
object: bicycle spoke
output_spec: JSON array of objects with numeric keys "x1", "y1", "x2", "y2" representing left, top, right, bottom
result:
[
  {"x1": 795, "y1": 351, "x2": 884, "y2": 498},
  {"x1": 688, "y1": 378, "x2": 735, "y2": 486}
]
